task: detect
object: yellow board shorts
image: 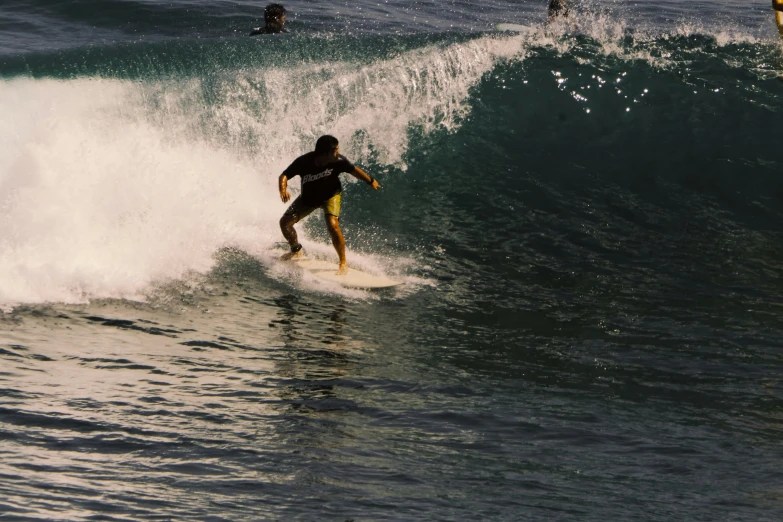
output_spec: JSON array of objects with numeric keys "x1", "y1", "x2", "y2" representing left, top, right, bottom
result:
[{"x1": 283, "y1": 192, "x2": 342, "y2": 222}]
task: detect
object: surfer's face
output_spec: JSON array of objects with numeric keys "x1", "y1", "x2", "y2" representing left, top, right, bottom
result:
[
  {"x1": 321, "y1": 146, "x2": 338, "y2": 160},
  {"x1": 266, "y1": 12, "x2": 285, "y2": 30}
]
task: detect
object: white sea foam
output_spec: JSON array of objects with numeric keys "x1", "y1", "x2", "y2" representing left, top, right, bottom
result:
[
  {"x1": 0, "y1": 34, "x2": 527, "y2": 307},
  {"x1": 0, "y1": 78, "x2": 280, "y2": 306},
  {"x1": 517, "y1": 2, "x2": 772, "y2": 69}
]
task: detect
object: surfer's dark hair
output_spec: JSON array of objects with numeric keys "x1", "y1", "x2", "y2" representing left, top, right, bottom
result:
[
  {"x1": 314, "y1": 135, "x2": 339, "y2": 155},
  {"x1": 265, "y1": 3, "x2": 286, "y2": 23}
]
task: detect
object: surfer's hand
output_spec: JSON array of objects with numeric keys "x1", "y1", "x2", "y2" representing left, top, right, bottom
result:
[
  {"x1": 369, "y1": 179, "x2": 381, "y2": 190},
  {"x1": 280, "y1": 190, "x2": 291, "y2": 203}
]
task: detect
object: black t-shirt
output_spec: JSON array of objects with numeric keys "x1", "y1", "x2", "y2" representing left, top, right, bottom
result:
[{"x1": 283, "y1": 152, "x2": 355, "y2": 205}]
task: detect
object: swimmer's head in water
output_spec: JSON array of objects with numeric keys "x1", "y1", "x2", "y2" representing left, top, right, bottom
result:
[
  {"x1": 548, "y1": 0, "x2": 570, "y2": 18},
  {"x1": 265, "y1": 3, "x2": 286, "y2": 28}
]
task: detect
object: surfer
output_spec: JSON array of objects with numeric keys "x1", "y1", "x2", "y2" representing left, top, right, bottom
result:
[
  {"x1": 775, "y1": 0, "x2": 783, "y2": 38},
  {"x1": 278, "y1": 135, "x2": 381, "y2": 275},
  {"x1": 250, "y1": 3, "x2": 287, "y2": 35},
  {"x1": 547, "y1": 0, "x2": 570, "y2": 24}
]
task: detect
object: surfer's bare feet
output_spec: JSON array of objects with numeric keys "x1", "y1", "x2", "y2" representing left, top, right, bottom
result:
[
  {"x1": 337, "y1": 263, "x2": 348, "y2": 275},
  {"x1": 280, "y1": 249, "x2": 303, "y2": 261}
]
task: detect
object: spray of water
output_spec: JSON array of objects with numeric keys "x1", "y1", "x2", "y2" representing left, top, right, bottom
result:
[{"x1": 0, "y1": 34, "x2": 526, "y2": 307}]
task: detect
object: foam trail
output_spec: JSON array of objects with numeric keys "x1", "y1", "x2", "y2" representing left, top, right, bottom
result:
[{"x1": 0, "y1": 35, "x2": 526, "y2": 307}]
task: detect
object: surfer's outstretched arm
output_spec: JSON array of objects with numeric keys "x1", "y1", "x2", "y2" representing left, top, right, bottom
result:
[
  {"x1": 350, "y1": 166, "x2": 380, "y2": 190},
  {"x1": 279, "y1": 173, "x2": 292, "y2": 202}
]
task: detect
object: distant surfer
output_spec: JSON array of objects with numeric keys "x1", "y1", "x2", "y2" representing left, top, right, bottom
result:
[
  {"x1": 250, "y1": 3, "x2": 287, "y2": 35},
  {"x1": 547, "y1": 0, "x2": 570, "y2": 24},
  {"x1": 278, "y1": 135, "x2": 381, "y2": 275},
  {"x1": 775, "y1": 0, "x2": 783, "y2": 38}
]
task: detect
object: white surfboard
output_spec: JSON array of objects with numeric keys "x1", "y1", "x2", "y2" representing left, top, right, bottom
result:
[{"x1": 293, "y1": 259, "x2": 402, "y2": 289}]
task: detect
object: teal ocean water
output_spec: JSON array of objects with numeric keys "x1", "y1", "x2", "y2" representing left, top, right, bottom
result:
[{"x1": 1, "y1": 1, "x2": 782, "y2": 520}]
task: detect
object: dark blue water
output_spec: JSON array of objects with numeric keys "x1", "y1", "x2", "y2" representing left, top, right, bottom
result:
[{"x1": 1, "y1": 1, "x2": 783, "y2": 520}]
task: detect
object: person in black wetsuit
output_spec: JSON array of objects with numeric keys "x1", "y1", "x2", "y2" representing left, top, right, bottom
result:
[
  {"x1": 250, "y1": 3, "x2": 287, "y2": 35},
  {"x1": 278, "y1": 135, "x2": 381, "y2": 274}
]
